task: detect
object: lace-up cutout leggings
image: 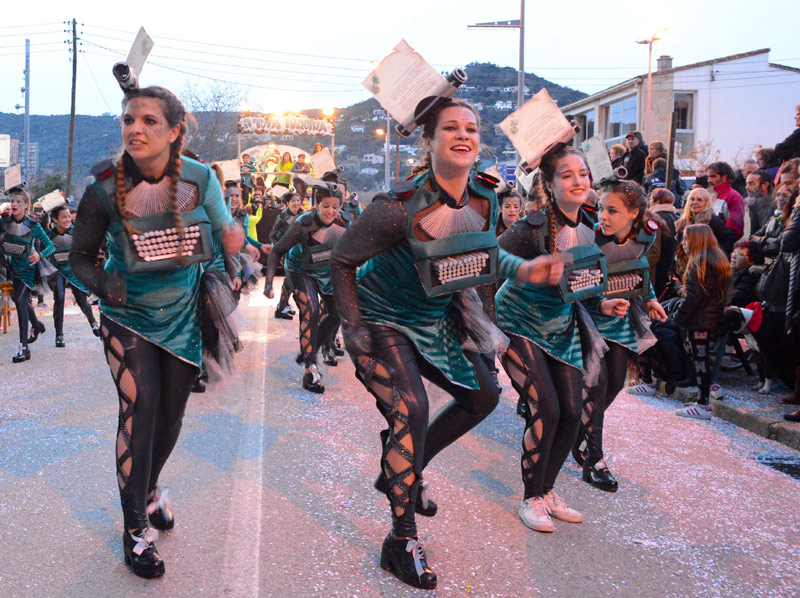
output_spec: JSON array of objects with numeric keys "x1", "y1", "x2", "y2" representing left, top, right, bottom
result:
[
  {"x1": 355, "y1": 325, "x2": 499, "y2": 538},
  {"x1": 100, "y1": 316, "x2": 196, "y2": 532},
  {"x1": 500, "y1": 334, "x2": 582, "y2": 499},
  {"x1": 11, "y1": 276, "x2": 42, "y2": 345},
  {"x1": 289, "y1": 271, "x2": 340, "y2": 368}
]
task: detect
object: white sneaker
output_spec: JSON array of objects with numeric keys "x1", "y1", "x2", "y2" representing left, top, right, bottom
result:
[
  {"x1": 519, "y1": 497, "x2": 555, "y2": 533},
  {"x1": 628, "y1": 382, "x2": 657, "y2": 396},
  {"x1": 710, "y1": 384, "x2": 723, "y2": 400},
  {"x1": 543, "y1": 490, "x2": 583, "y2": 523},
  {"x1": 675, "y1": 402, "x2": 712, "y2": 420}
]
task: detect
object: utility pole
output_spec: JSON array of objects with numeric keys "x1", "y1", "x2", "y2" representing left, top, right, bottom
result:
[
  {"x1": 66, "y1": 18, "x2": 78, "y2": 198},
  {"x1": 23, "y1": 39, "x2": 31, "y2": 184}
]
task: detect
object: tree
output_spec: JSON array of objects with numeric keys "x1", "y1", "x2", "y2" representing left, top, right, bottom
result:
[
  {"x1": 28, "y1": 172, "x2": 67, "y2": 201},
  {"x1": 180, "y1": 81, "x2": 248, "y2": 163}
]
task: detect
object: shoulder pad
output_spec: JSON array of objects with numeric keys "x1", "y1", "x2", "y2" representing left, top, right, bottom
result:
[
  {"x1": 390, "y1": 179, "x2": 417, "y2": 200},
  {"x1": 91, "y1": 159, "x2": 114, "y2": 181},
  {"x1": 525, "y1": 211, "x2": 547, "y2": 228},
  {"x1": 298, "y1": 211, "x2": 316, "y2": 226},
  {"x1": 582, "y1": 204, "x2": 597, "y2": 216},
  {"x1": 341, "y1": 211, "x2": 354, "y2": 222},
  {"x1": 471, "y1": 171, "x2": 501, "y2": 188}
]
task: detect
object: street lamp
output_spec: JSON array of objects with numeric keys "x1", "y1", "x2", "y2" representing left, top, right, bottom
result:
[
  {"x1": 322, "y1": 107, "x2": 336, "y2": 155},
  {"x1": 636, "y1": 28, "x2": 667, "y2": 142},
  {"x1": 375, "y1": 127, "x2": 389, "y2": 190},
  {"x1": 468, "y1": 1, "x2": 526, "y2": 164}
]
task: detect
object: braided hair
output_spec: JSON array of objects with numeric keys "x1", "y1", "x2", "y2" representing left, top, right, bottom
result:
[
  {"x1": 116, "y1": 86, "x2": 190, "y2": 257},
  {"x1": 534, "y1": 145, "x2": 589, "y2": 253}
]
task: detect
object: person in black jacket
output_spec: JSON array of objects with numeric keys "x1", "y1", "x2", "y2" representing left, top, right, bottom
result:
[
  {"x1": 673, "y1": 224, "x2": 731, "y2": 419},
  {"x1": 773, "y1": 105, "x2": 800, "y2": 162},
  {"x1": 622, "y1": 131, "x2": 648, "y2": 184},
  {"x1": 675, "y1": 188, "x2": 735, "y2": 280},
  {"x1": 266, "y1": 192, "x2": 303, "y2": 319},
  {"x1": 730, "y1": 239, "x2": 765, "y2": 307}
]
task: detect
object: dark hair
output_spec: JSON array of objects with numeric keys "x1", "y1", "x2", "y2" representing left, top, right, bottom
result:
[
  {"x1": 51, "y1": 204, "x2": 70, "y2": 220},
  {"x1": 499, "y1": 190, "x2": 522, "y2": 207},
  {"x1": 734, "y1": 239, "x2": 764, "y2": 265},
  {"x1": 650, "y1": 187, "x2": 675, "y2": 205},
  {"x1": 707, "y1": 161, "x2": 735, "y2": 182},
  {"x1": 418, "y1": 98, "x2": 480, "y2": 166},
  {"x1": 781, "y1": 158, "x2": 800, "y2": 179},
  {"x1": 535, "y1": 145, "x2": 589, "y2": 252},
  {"x1": 749, "y1": 169, "x2": 774, "y2": 194},
  {"x1": 649, "y1": 140, "x2": 666, "y2": 154},
  {"x1": 784, "y1": 189, "x2": 798, "y2": 223},
  {"x1": 224, "y1": 180, "x2": 239, "y2": 189},
  {"x1": 653, "y1": 158, "x2": 667, "y2": 170},
  {"x1": 599, "y1": 179, "x2": 647, "y2": 232},
  {"x1": 625, "y1": 130, "x2": 643, "y2": 143},
  {"x1": 756, "y1": 147, "x2": 779, "y2": 168},
  {"x1": 117, "y1": 86, "x2": 190, "y2": 256}
]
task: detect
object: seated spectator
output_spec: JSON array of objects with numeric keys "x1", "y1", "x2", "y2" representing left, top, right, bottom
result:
[
  {"x1": 675, "y1": 188, "x2": 735, "y2": 274},
  {"x1": 649, "y1": 188, "x2": 680, "y2": 297},
  {"x1": 756, "y1": 147, "x2": 781, "y2": 180},
  {"x1": 773, "y1": 104, "x2": 800, "y2": 162},
  {"x1": 732, "y1": 158, "x2": 757, "y2": 198},
  {"x1": 622, "y1": 131, "x2": 648, "y2": 184},
  {"x1": 752, "y1": 184, "x2": 792, "y2": 258},
  {"x1": 643, "y1": 157, "x2": 685, "y2": 203},
  {"x1": 730, "y1": 239, "x2": 766, "y2": 307},
  {"x1": 745, "y1": 169, "x2": 775, "y2": 237},
  {"x1": 610, "y1": 143, "x2": 627, "y2": 171},
  {"x1": 644, "y1": 140, "x2": 667, "y2": 177},
  {"x1": 708, "y1": 161, "x2": 745, "y2": 240}
]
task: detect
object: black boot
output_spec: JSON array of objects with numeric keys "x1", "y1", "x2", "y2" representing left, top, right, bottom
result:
[
  {"x1": 122, "y1": 529, "x2": 165, "y2": 579},
  {"x1": 582, "y1": 458, "x2": 619, "y2": 492},
  {"x1": 12, "y1": 344, "x2": 30, "y2": 363},
  {"x1": 322, "y1": 346, "x2": 338, "y2": 366},
  {"x1": 379, "y1": 533, "x2": 437, "y2": 590},
  {"x1": 147, "y1": 488, "x2": 174, "y2": 531},
  {"x1": 27, "y1": 321, "x2": 45, "y2": 344},
  {"x1": 55, "y1": 334, "x2": 65, "y2": 348},
  {"x1": 302, "y1": 365, "x2": 324, "y2": 393},
  {"x1": 374, "y1": 473, "x2": 438, "y2": 517}
]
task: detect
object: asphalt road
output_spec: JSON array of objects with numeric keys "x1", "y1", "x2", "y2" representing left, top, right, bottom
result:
[{"x1": 1, "y1": 285, "x2": 799, "y2": 598}]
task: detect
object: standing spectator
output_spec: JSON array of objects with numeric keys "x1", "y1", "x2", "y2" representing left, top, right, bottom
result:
[
  {"x1": 780, "y1": 160, "x2": 800, "y2": 422},
  {"x1": 643, "y1": 157, "x2": 685, "y2": 203},
  {"x1": 756, "y1": 147, "x2": 781, "y2": 180},
  {"x1": 622, "y1": 131, "x2": 647, "y2": 184},
  {"x1": 778, "y1": 158, "x2": 800, "y2": 197},
  {"x1": 675, "y1": 188, "x2": 735, "y2": 273},
  {"x1": 644, "y1": 139, "x2": 667, "y2": 177},
  {"x1": 773, "y1": 104, "x2": 800, "y2": 162},
  {"x1": 732, "y1": 158, "x2": 758, "y2": 198},
  {"x1": 752, "y1": 184, "x2": 793, "y2": 258},
  {"x1": 649, "y1": 187, "x2": 680, "y2": 297},
  {"x1": 291, "y1": 152, "x2": 312, "y2": 200},
  {"x1": 610, "y1": 143, "x2": 627, "y2": 171},
  {"x1": 708, "y1": 161, "x2": 745, "y2": 240},
  {"x1": 274, "y1": 152, "x2": 294, "y2": 188},
  {"x1": 744, "y1": 170, "x2": 775, "y2": 237}
]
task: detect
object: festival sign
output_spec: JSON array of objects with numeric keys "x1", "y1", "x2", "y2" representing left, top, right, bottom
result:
[{"x1": 239, "y1": 113, "x2": 334, "y2": 137}]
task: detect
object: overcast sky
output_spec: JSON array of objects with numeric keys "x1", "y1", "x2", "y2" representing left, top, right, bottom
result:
[{"x1": 1, "y1": 0, "x2": 798, "y2": 117}]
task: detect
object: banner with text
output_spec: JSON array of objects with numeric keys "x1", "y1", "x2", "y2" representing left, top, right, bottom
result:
[{"x1": 239, "y1": 113, "x2": 334, "y2": 137}]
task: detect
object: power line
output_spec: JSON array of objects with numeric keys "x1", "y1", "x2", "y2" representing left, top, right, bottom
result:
[
  {"x1": 81, "y1": 51, "x2": 114, "y2": 114},
  {"x1": 0, "y1": 22, "x2": 62, "y2": 29}
]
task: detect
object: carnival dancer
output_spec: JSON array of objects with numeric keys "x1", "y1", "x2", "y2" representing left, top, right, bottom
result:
[
  {"x1": 264, "y1": 183, "x2": 348, "y2": 393},
  {"x1": 573, "y1": 180, "x2": 667, "y2": 491},
  {"x1": 267, "y1": 191, "x2": 303, "y2": 319},
  {"x1": 496, "y1": 146, "x2": 627, "y2": 533},
  {"x1": 47, "y1": 203, "x2": 101, "y2": 346},
  {"x1": 330, "y1": 99, "x2": 562, "y2": 589},
  {"x1": 228, "y1": 182, "x2": 268, "y2": 293},
  {"x1": 71, "y1": 84, "x2": 243, "y2": 579},
  {"x1": 0, "y1": 187, "x2": 55, "y2": 361}
]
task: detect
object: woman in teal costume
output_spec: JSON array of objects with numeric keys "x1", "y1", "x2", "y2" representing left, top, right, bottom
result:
[
  {"x1": 47, "y1": 203, "x2": 100, "y2": 347},
  {"x1": 496, "y1": 146, "x2": 628, "y2": 534},
  {"x1": 0, "y1": 187, "x2": 55, "y2": 362},
  {"x1": 264, "y1": 188, "x2": 347, "y2": 393},
  {"x1": 71, "y1": 85, "x2": 242, "y2": 579},
  {"x1": 330, "y1": 99, "x2": 562, "y2": 589},
  {"x1": 573, "y1": 180, "x2": 667, "y2": 492}
]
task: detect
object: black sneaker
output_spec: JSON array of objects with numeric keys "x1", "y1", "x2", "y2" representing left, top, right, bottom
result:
[
  {"x1": 12, "y1": 344, "x2": 30, "y2": 363},
  {"x1": 27, "y1": 321, "x2": 45, "y2": 344},
  {"x1": 55, "y1": 335, "x2": 65, "y2": 348}
]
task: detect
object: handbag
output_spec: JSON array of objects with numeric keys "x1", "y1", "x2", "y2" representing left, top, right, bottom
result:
[{"x1": 755, "y1": 255, "x2": 790, "y2": 310}]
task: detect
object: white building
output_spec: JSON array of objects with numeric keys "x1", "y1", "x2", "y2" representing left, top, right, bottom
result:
[
  {"x1": 562, "y1": 48, "x2": 800, "y2": 166},
  {"x1": 350, "y1": 125, "x2": 365, "y2": 133},
  {"x1": 362, "y1": 153, "x2": 385, "y2": 164},
  {"x1": 494, "y1": 100, "x2": 513, "y2": 110},
  {"x1": 360, "y1": 167, "x2": 380, "y2": 175}
]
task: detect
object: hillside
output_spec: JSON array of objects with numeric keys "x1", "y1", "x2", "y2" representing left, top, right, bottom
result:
[{"x1": 1, "y1": 62, "x2": 586, "y2": 191}]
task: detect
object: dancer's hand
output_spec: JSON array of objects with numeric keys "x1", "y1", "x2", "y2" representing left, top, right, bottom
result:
[
  {"x1": 259, "y1": 244, "x2": 272, "y2": 255},
  {"x1": 222, "y1": 223, "x2": 245, "y2": 254},
  {"x1": 518, "y1": 254, "x2": 565, "y2": 286},
  {"x1": 244, "y1": 244, "x2": 260, "y2": 260},
  {"x1": 232, "y1": 278, "x2": 242, "y2": 291},
  {"x1": 601, "y1": 298, "x2": 630, "y2": 318},
  {"x1": 28, "y1": 251, "x2": 40, "y2": 265},
  {"x1": 647, "y1": 299, "x2": 668, "y2": 322}
]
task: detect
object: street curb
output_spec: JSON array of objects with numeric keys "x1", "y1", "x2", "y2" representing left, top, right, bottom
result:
[{"x1": 647, "y1": 384, "x2": 800, "y2": 452}]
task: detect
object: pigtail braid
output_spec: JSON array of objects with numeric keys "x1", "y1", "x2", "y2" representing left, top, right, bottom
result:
[
  {"x1": 115, "y1": 157, "x2": 140, "y2": 236},
  {"x1": 546, "y1": 200, "x2": 558, "y2": 254},
  {"x1": 168, "y1": 142, "x2": 186, "y2": 262}
]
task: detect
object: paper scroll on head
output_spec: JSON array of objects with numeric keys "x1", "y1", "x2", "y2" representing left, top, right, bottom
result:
[
  {"x1": 39, "y1": 189, "x2": 67, "y2": 213},
  {"x1": 4, "y1": 163, "x2": 22, "y2": 190},
  {"x1": 310, "y1": 148, "x2": 336, "y2": 178},
  {"x1": 362, "y1": 39, "x2": 466, "y2": 138},
  {"x1": 581, "y1": 136, "x2": 616, "y2": 186},
  {"x1": 499, "y1": 89, "x2": 580, "y2": 174}
]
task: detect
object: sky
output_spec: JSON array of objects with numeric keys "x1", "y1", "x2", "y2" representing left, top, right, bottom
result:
[{"x1": 0, "y1": 0, "x2": 798, "y2": 118}]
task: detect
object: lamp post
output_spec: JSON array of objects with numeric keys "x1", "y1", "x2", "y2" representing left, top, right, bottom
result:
[
  {"x1": 468, "y1": 1, "x2": 525, "y2": 164},
  {"x1": 322, "y1": 107, "x2": 335, "y2": 156},
  {"x1": 375, "y1": 125, "x2": 389, "y2": 190},
  {"x1": 636, "y1": 28, "x2": 667, "y2": 142}
]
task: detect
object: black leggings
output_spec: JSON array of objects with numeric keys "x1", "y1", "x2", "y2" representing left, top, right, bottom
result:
[
  {"x1": 276, "y1": 277, "x2": 293, "y2": 311},
  {"x1": 100, "y1": 315, "x2": 197, "y2": 532},
  {"x1": 354, "y1": 324, "x2": 499, "y2": 537},
  {"x1": 500, "y1": 334, "x2": 583, "y2": 499},
  {"x1": 49, "y1": 274, "x2": 96, "y2": 336},
  {"x1": 11, "y1": 276, "x2": 41, "y2": 346},
  {"x1": 579, "y1": 343, "x2": 631, "y2": 462},
  {"x1": 289, "y1": 271, "x2": 340, "y2": 368},
  {"x1": 684, "y1": 330, "x2": 712, "y2": 404}
]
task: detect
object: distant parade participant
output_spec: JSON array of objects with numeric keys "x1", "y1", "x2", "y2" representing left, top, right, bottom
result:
[
  {"x1": 496, "y1": 146, "x2": 625, "y2": 533},
  {"x1": 574, "y1": 180, "x2": 667, "y2": 492},
  {"x1": 47, "y1": 202, "x2": 101, "y2": 346},
  {"x1": 0, "y1": 187, "x2": 55, "y2": 362},
  {"x1": 71, "y1": 83, "x2": 243, "y2": 579},
  {"x1": 264, "y1": 183, "x2": 348, "y2": 393},
  {"x1": 330, "y1": 98, "x2": 562, "y2": 589},
  {"x1": 267, "y1": 191, "x2": 303, "y2": 320}
]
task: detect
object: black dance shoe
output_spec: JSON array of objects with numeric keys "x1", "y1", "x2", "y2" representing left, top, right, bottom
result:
[
  {"x1": 274, "y1": 306, "x2": 293, "y2": 320},
  {"x1": 91, "y1": 321, "x2": 101, "y2": 337},
  {"x1": 55, "y1": 335, "x2": 65, "y2": 348},
  {"x1": 379, "y1": 533, "x2": 437, "y2": 590},
  {"x1": 295, "y1": 352, "x2": 304, "y2": 365},
  {"x1": 12, "y1": 344, "x2": 30, "y2": 363},
  {"x1": 122, "y1": 529, "x2": 165, "y2": 579},
  {"x1": 191, "y1": 377, "x2": 206, "y2": 393},
  {"x1": 491, "y1": 370, "x2": 502, "y2": 393},
  {"x1": 571, "y1": 436, "x2": 587, "y2": 467},
  {"x1": 332, "y1": 337, "x2": 345, "y2": 356},
  {"x1": 374, "y1": 474, "x2": 438, "y2": 517},
  {"x1": 27, "y1": 321, "x2": 45, "y2": 344},
  {"x1": 302, "y1": 367, "x2": 325, "y2": 393},
  {"x1": 322, "y1": 346, "x2": 338, "y2": 367},
  {"x1": 784, "y1": 410, "x2": 800, "y2": 423},
  {"x1": 583, "y1": 458, "x2": 619, "y2": 493},
  {"x1": 147, "y1": 488, "x2": 174, "y2": 531}
]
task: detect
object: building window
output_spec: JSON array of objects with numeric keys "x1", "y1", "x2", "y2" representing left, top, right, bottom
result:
[
  {"x1": 604, "y1": 96, "x2": 637, "y2": 146},
  {"x1": 674, "y1": 92, "x2": 694, "y2": 157}
]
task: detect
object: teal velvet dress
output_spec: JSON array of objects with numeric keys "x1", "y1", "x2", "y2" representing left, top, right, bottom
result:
[
  {"x1": 48, "y1": 225, "x2": 90, "y2": 294},
  {"x1": 1, "y1": 215, "x2": 56, "y2": 290}
]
